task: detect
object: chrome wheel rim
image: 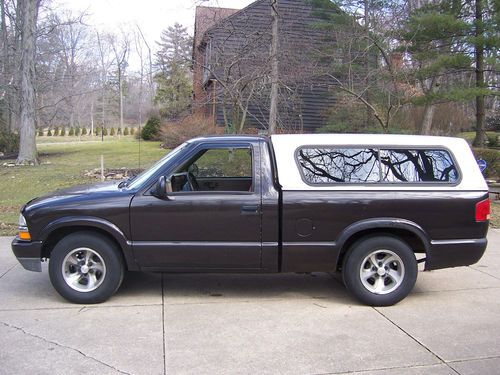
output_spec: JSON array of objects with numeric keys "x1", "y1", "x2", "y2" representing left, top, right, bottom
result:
[
  {"x1": 359, "y1": 249, "x2": 405, "y2": 295},
  {"x1": 62, "y1": 248, "x2": 106, "y2": 292}
]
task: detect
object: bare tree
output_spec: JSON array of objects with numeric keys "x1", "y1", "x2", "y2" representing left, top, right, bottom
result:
[
  {"x1": 16, "y1": 0, "x2": 40, "y2": 165},
  {"x1": 96, "y1": 31, "x2": 113, "y2": 131},
  {"x1": 135, "y1": 25, "x2": 156, "y2": 125},
  {"x1": 268, "y1": 0, "x2": 279, "y2": 134},
  {"x1": 110, "y1": 32, "x2": 130, "y2": 135},
  {"x1": 1, "y1": 0, "x2": 20, "y2": 133}
]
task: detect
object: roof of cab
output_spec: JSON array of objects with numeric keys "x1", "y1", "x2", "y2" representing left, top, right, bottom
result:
[{"x1": 188, "y1": 135, "x2": 266, "y2": 144}]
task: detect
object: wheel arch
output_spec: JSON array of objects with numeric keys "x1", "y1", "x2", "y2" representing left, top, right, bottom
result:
[
  {"x1": 40, "y1": 216, "x2": 138, "y2": 271},
  {"x1": 335, "y1": 218, "x2": 430, "y2": 271}
]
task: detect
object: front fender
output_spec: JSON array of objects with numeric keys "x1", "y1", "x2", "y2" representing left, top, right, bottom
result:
[{"x1": 40, "y1": 216, "x2": 138, "y2": 271}]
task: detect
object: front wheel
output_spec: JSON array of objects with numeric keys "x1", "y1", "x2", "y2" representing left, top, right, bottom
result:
[
  {"x1": 342, "y1": 235, "x2": 417, "y2": 306},
  {"x1": 49, "y1": 232, "x2": 124, "y2": 304}
]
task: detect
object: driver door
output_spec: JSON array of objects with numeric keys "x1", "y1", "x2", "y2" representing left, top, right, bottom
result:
[{"x1": 130, "y1": 142, "x2": 262, "y2": 271}]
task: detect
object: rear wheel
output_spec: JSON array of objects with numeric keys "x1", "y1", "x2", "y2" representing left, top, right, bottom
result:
[
  {"x1": 49, "y1": 231, "x2": 124, "y2": 304},
  {"x1": 342, "y1": 235, "x2": 417, "y2": 306}
]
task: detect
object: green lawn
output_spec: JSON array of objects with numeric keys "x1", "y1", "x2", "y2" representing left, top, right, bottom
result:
[
  {"x1": 457, "y1": 131, "x2": 498, "y2": 144},
  {"x1": 0, "y1": 137, "x2": 165, "y2": 235}
]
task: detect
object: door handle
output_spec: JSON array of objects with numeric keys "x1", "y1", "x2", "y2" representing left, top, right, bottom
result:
[{"x1": 241, "y1": 205, "x2": 259, "y2": 215}]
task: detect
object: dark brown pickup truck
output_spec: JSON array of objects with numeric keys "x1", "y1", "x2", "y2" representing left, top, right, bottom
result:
[{"x1": 12, "y1": 134, "x2": 489, "y2": 305}]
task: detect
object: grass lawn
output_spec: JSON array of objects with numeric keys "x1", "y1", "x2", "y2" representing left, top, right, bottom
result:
[
  {"x1": 0, "y1": 136, "x2": 165, "y2": 235},
  {"x1": 457, "y1": 131, "x2": 498, "y2": 144},
  {"x1": 490, "y1": 200, "x2": 500, "y2": 229}
]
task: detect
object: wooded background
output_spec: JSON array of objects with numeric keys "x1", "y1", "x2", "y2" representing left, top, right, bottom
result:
[{"x1": 0, "y1": 0, "x2": 498, "y2": 165}]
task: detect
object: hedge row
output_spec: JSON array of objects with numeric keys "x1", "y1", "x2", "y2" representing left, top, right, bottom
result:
[
  {"x1": 38, "y1": 127, "x2": 136, "y2": 136},
  {"x1": 472, "y1": 147, "x2": 500, "y2": 179}
]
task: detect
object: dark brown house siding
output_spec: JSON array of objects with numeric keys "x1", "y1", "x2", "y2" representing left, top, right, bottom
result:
[
  {"x1": 192, "y1": 6, "x2": 239, "y2": 109},
  {"x1": 193, "y1": 0, "x2": 340, "y2": 132}
]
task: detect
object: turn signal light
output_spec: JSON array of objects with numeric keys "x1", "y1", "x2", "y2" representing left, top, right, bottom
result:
[
  {"x1": 19, "y1": 229, "x2": 31, "y2": 241},
  {"x1": 475, "y1": 199, "x2": 490, "y2": 222}
]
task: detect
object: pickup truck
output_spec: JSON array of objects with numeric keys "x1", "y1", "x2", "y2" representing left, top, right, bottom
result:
[{"x1": 12, "y1": 134, "x2": 489, "y2": 306}]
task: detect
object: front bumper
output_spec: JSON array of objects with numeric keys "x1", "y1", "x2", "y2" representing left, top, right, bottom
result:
[{"x1": 11, "y1": 238, "x2": 43, "y2": 272}]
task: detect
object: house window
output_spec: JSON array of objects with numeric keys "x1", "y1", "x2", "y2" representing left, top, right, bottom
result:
[{"x1": 202, "y1": 40, "x2": 212, "y2": 84}]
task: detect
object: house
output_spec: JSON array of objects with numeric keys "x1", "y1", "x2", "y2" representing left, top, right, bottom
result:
[{"x1": 192, "y1": 0, "x2": 344, "y2": 133}]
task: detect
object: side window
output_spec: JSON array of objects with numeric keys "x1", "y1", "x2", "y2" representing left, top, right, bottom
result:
[
  {"x1": 171, "y1": 147, "x2": 253, "y2": 192},
  {"x1": 380, "y1": 149, "x2": 458, "y2": 183},
  {"x1": 297, "y1": 148, "x2": 380, "y2": 184},
  {"x1": 196, "y1": 148, "x2": 252, "y2": 178}
]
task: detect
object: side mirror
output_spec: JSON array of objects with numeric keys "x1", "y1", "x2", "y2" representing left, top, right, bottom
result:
[{"x1": 152, "y1": 176, "x2": 174, "y2": 200}]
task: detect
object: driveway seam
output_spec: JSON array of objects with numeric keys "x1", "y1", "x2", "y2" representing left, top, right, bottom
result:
[
  {"x1": 0, "y1": 264, "x2": 17, "y2": 280},
  {"x1": 161, "y1": 273, "x2": 166, "y2": 375},
  {"x1": 447, "y1": 354, "x2": 500, "y2": 364},
  {"x1": 0, "y1": 303, "x2": 162, "y2": 313},
  {"x1": 0, "y1": 320, "x2": 132, "y2": 375},
  {"x1": 372, "y1": 307, "x2": 461, "y2": 375},
  {"x1": 413, "y1": 286, "x2": 500, "y2": 294},
  {"x1": 310, "y1": 362, "x2": 455, "y2": 375},
  {"x1": 468, "y1": 266, "x2": 500, "y2": 281}
]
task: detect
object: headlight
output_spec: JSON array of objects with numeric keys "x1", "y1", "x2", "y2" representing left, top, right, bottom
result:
[
  {"x1": 19, "y1": 213, "x2": 27, "y2": 228},
  {"x1": 18, "y1": 213, "x2": 31, "y2": 241}
]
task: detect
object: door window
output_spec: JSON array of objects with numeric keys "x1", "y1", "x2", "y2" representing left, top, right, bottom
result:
[{"x1": 171, "y1": 147, "x2": 253, "y2": 192}]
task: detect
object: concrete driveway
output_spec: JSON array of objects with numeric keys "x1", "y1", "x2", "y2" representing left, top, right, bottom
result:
[{"x1": 1, "y1": 231, "x2": 500, "y2": 375}]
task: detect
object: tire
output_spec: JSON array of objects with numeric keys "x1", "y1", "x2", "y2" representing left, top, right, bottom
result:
[
  {"x1": 49, "y1": 231, "x2": 124, "y2": 304},
  {"x1": 342, "y1": 235, "x2": 417, "y2": 306}
]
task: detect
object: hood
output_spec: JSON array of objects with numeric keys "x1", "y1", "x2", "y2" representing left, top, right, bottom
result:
[
  {"x1": 24, "y1": 181, "x2": 127, "y2": 212},
  {"x1": 43, "y1": 181, "x2": 120, "y2": 197}
]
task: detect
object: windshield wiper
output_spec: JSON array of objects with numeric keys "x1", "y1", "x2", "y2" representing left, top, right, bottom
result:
[{"x1": 118, "y1": 175, "x2": 137, "y2": 188}]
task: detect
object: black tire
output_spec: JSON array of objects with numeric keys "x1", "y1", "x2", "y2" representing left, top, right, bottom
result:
[
  {"x1": 342, "y1": 235, "x2": 417, "y2": 306},
  {"x1": 49, "y1": 231, "x2": 124, "y2": 304}
]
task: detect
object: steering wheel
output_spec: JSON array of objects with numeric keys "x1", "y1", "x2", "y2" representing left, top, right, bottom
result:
[
  {"x1": 188, "y1": 163, "x2": 199, "y2": 177},
  {"x1": 187, "y1": 172, "x2": 199, "y2": 191}
]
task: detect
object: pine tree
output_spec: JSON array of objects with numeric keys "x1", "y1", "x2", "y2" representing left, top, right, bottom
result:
[
  {"x1": 154, "y1": 23, "x2": 192, "y2": 119},
  {"x1": 400, "y1": 0, "x2": 499, "y2": 137}
]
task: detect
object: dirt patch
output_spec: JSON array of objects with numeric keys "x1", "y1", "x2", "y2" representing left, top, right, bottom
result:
[
  {"x1": 84, "y1": 168, "x2": 144, "y2": 180},
  {"x1": 0, "y1": 205, "x2": 20, "y2": 214}
]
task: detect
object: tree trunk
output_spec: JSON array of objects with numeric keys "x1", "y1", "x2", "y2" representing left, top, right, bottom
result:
[
  {"x1": 420, "y1": 103, "x2": 436, "y2": 135},
  {"x1": 364, "y1": 0, "x2": 373, "y2": 128},
  {"x1": 16, "y1": 0, "x2": 39, "y2": 165},
  {"x1": 2, "y1": 1, "x2": 22, "y2": 133},
  {"x1": 96, "y1": 32, "x2": 106, "y2": 129},
  {"x1": 473, "y1": 0, "x2": 485, "y2": 147},
  {"x1": 0, "y1": 0, "x2": 8, "y2": 121},
  {"x1": 90, "y1": 100, "x2": 94, "y2": 136},
  {"x1": 119, "y1": 67, "x2": 123, "y2": 138},
  {"x1": 268, "y1": 0, "x2": 279, "y2": 134}
]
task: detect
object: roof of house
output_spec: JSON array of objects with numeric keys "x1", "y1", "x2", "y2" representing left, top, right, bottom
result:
[{"x1": 193, "y1": 6, "x2": 240, "y2": 48}]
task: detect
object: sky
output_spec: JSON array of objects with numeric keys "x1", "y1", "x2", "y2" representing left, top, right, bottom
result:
[{"x1": 52, "y1": 0, "x2": 255, "y2": 47}]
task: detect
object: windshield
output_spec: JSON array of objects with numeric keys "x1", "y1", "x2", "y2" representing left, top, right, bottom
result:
[{"x1": 126, "y1": 142, "x2": 189, "y2": 189}]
